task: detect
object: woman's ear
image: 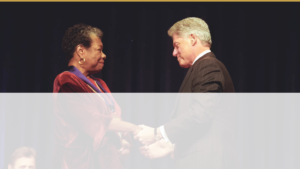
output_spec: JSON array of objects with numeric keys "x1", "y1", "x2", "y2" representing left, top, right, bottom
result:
[{"x1": 76, "y1": 45, "x2": 84, "y2": 58}]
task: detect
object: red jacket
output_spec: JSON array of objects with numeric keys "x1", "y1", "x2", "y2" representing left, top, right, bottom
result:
[{"x1": 52, "y1": 71, "x2": 123, "y2": 169}]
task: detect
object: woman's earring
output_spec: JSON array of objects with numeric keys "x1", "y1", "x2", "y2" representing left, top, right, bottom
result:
[{"x1": 79, "y1": 57, "x2": 85, "y2": 65}]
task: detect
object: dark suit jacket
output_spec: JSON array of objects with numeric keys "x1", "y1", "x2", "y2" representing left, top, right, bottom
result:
[{"x1": 164, "y1": 52, "x2": 235, "y2": 169}]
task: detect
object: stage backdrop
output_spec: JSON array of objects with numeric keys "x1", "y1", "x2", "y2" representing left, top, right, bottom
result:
[
  {"x1": 0, "y1": 2, "x2": 300, "y2": 169},
  {"x1": 0, "y1": 2, "x2": 299, "y2": 92}
]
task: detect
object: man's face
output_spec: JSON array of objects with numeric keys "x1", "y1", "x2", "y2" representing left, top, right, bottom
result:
[
  {"x1": 172, "y1": 34, "x2": 194, "y2": 68},
  {"x1": 83, "y1": 35, "x2": 106, "y2": 74},
  {"x1": 8, "y1": 157, "x2": 35, "y2": 169}
]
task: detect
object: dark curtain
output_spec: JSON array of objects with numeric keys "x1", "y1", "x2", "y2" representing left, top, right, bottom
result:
[
  {"x1": 1, "y1": 2, "x2": 299, "y2": 92},
  {"x1": 1, "y1": 2, "x2": 300, "y2": 169}
]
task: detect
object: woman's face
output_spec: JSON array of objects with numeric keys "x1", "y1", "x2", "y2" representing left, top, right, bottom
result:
[{"x1": 83, "y1": 35, "x2": 106, "y2": 74}]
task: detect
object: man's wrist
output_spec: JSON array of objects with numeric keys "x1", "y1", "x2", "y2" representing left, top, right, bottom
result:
[
  {"x1": 154, "y1": 128, "x2": 162, "y2": 141},
  {"x1": 157, "y1": 128, "x2": 161, "y2": 135},
  {"x1": 159, "y1": 126, "x2": 171, "y2": 143}
]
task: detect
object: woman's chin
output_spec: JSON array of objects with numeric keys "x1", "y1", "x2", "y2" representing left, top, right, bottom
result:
[{"x1": 90, "y1": 69, "x2": 102, "y2": 75}]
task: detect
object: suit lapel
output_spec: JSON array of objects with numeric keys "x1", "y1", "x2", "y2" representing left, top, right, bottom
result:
[
  {"x1": 170, "y1": 95, "x2": 179, "y2": 119},
  {"x1": 178, "y1": 67, "x2": 193, "y2": 92},
  {"x1": 169, "y1": 61, "x2": 194, "y2": 118},
  {"x1": 178, "y1": 52, "x2": 213, "y2": 92},
  {"x1": 170, "y1": 52, "x2": 214, "y2": 118}
]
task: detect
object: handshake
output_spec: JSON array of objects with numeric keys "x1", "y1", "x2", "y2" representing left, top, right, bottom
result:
[{"x1": 133, "y1": 125, "x2": 174, "y2": 159}]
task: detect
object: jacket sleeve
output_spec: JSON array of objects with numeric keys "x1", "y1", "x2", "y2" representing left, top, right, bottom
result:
[{"x1": 164, "y1": 59, "x2": 224, "y2": 143}]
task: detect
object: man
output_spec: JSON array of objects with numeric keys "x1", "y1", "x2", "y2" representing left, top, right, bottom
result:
[
  {"x1": 134, "y1": 17, "x2": 235, "y2": 169},
  {"x1": 8, "y1": 147, "x2": 36, "y2": 169}
]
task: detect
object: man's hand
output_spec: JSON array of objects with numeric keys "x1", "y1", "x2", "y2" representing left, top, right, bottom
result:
[
  {"x1": 139, "y1": 139, "x2": 174, "y2": 159},
  {"x1": 133, "y1": 125, "x2": 156, "y2": 145},
  {"x1": 118, "y1": 139, "x2": 131, "y2": 157}
]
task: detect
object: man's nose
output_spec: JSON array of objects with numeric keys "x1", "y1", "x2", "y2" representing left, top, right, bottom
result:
[{"x1": 173, "y1": 49, "x2": 177, "y2": 57}]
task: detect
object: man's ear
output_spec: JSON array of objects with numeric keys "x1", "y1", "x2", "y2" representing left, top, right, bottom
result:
[{"x1": 190, "y1": 34, "x2": 197, "y2": 46}]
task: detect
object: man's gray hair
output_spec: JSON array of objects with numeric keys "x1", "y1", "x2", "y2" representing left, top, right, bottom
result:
[
  {"x1": 168, "y1": 17, "x2": 212, "y2": 47},
  {"x1": 9, "y1": 147, "x2": 36, "y2": 166}
]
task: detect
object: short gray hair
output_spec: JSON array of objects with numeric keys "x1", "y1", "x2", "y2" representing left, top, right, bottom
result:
[
  {"x1": 168, "y1": 17, "x2": 212, "y2": 47},
  {"x1": 9, "y1": 147, "x2": 36, "y2": 166}
]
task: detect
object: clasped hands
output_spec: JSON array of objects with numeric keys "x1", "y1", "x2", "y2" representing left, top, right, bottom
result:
[{"x1": 133, "y1": 125, "x2": 174, "y2": 159}]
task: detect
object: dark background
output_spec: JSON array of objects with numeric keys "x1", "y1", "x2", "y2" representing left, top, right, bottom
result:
[
  {"x1": 1, "y1": 2, "x2": 300, "y2": 169},
  {"x1": 1, "y1": 2, "x2": 299, "y2": 92}
]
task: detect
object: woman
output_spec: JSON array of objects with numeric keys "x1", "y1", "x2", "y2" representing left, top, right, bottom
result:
[{"x1": 53, "y1": 23, "x2": 140, "y2": 169}]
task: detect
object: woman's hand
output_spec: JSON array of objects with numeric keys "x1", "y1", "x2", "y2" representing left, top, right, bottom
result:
[
  {"x1": 133, "y1": 125, "x2": 143, "y2": 136},
  {"x1": 118, "y1": 139, "x2": 131, "y2": 157}
]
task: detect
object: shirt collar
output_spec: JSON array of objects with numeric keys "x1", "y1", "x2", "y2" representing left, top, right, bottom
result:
[{"x1": 192, "y1": 50, "x2": 211, "y2": 65}]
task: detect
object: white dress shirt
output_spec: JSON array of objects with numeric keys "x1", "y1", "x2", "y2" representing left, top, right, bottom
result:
[{"x1": 192, "y1": 50, "x2": 211, "y2": 65}]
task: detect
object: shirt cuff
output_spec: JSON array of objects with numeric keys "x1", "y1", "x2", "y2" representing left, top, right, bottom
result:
[{"x1": 159, "y1": 125, "x2": 171, "y2": 143}]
